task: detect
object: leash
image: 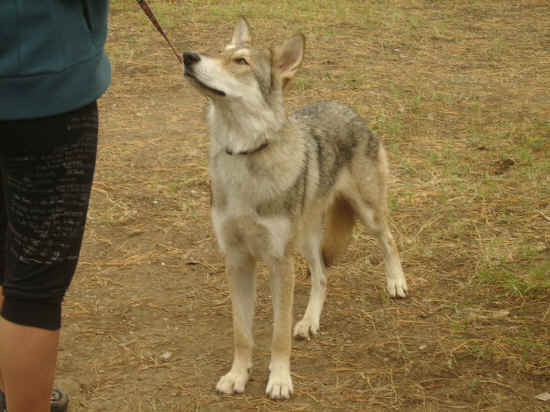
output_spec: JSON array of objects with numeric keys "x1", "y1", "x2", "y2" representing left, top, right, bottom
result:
[{"x1": 135, "y1": 0, "x2": 183, "y2": 64}]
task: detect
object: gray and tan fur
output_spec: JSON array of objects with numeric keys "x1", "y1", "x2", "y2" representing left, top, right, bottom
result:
[{"x1": 183, "y1": 18, "x2": 408, "y2": 400}]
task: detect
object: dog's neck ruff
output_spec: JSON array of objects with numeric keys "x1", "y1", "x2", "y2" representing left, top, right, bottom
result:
[
  {"x1": 206, "y1": 101, "x2": 278, "y2": 157},
  {"x1": 225, "y1": 140, "x2": 269, "y2": 156}
]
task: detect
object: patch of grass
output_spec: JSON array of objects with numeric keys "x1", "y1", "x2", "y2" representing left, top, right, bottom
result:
[{"x1": 476, "y1": 256, "x2": 550, "y2": 297}]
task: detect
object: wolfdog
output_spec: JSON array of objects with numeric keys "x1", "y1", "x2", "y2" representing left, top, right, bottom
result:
[{"x1": 183, "y1": 18, "x2": 408, "y2": 400}]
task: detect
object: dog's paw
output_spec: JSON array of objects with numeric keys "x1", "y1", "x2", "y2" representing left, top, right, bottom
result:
[
  {"x1": 293, "y1": 316, "x2": 319, "y2": 340},
  {"x1": 216, "y1": 369, "x2": 249, "y2": 395},
  {"x1": 387, "y1": 275, "x2": 408, "y2": 298},
  {"x1": 266, "y1": 368, "x2": 293, "y2": 400}
]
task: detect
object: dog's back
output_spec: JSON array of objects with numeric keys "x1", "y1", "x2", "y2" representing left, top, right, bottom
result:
[
  {"x1": 288, "y1": 101, "x2": 384, "y2": 264},
  {"x1": 291, "y1": 101, "x2": 380, "y2": 197}
]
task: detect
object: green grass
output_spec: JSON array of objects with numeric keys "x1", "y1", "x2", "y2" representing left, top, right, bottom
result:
[{"x1": 479, "y1": 257, "x2": 550, "y2": 297}]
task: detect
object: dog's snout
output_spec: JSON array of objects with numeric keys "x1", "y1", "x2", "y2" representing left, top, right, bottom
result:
[{"x1": 183, "y1": 52, "x2": 201, "y2": 66}]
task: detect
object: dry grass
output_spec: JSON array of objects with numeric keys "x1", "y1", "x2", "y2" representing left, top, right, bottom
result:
[{"x1": 58, "y1": 1, "x2": 549, "y2": 411}]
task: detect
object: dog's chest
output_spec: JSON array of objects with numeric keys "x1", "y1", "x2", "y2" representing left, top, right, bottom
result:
[
  {"x1": 212, "y1": 207, "x2": 293, "y2": 259},
  {"x1": 211, "y1": 156, "x2": 272, "y2": 209}
]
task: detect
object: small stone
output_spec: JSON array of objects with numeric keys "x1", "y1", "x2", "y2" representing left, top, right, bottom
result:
[{"x1": 160, "y1": 351, "x2": 173, "y2": 361}]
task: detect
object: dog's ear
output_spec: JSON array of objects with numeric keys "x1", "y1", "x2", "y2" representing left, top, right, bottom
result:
[
  {"x1": 273, "y1": 34, "x2": 305, "y2": 90},
  {"x1": 229, "y1": 17, "x2": 251, "y2": 47}
]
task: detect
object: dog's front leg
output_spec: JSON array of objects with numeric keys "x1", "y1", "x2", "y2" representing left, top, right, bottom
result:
[
  {"x1": 216, "y1": 251, "x2": 257, "y2": 395},
  {"x1": 266, "y1": 255, "x2": 295, "y2": 400}
]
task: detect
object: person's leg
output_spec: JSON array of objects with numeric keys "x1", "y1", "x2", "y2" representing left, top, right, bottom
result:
[
  {"x1": 0, "y1": 317, "x2": 59, "y2": 412},
  {"x1": 0, "y1": 102, "x2": 98, "y2": 412}
]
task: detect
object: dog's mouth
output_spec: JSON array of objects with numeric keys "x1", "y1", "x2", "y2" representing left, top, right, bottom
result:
[{"x1": 184, "y1": 69, "x2": 226, "y2": 97}]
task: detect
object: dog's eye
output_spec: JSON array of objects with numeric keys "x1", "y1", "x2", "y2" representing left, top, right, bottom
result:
[{"x1": 234, "y1": 57, "x2": 249, "y2": 65}]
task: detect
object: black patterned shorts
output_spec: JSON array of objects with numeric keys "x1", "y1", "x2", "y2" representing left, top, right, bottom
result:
[{"x1": 0, "y1": 102, "x2": 98, "y2": 330}]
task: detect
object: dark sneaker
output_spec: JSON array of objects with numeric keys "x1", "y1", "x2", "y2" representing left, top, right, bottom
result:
[
  {"x1": 50, "y1": 388, "x2": 69, "y2": 412},
  {"x1": 0, "y1": 389, "x2": 68, "y2": 412}
]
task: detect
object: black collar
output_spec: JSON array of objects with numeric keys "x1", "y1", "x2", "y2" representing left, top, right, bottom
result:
[{"x1": 225, "y1": 141, "x2": 269, "y2": 156}]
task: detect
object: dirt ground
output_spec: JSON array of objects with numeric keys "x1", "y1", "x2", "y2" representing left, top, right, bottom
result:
[{"x1": 56, "y1": 1, "x2": 549, "y2": 411}]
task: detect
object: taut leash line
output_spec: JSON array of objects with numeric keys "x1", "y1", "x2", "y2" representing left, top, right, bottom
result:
[{"x1": 136, "y1": 0, "x2": 183, "y2": 64}]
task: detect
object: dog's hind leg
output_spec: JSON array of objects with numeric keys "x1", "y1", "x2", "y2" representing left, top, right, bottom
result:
[
  {"x1": 216, "y1": 251, "x2": 257, "y2": 395},
  {"x1": 366, "y1": 206, "x2": 407, "y2": 298},
  {"x1": 266, "y1": 255, "x2": 295, "y2": 400},
  {"x1": 294, "y1": 210, "x2": 327, "y2": 340},
  {"x1": 352, "y1": 195, "x2": 407, "y2": 297},
  {"x1": 349, "y1": 150, "x2": 408, "y2": 298}
]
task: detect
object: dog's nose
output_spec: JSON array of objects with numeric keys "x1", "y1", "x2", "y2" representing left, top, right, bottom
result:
[{"x1": 183, "y1": 52, "x2": 201, "y2": 66}]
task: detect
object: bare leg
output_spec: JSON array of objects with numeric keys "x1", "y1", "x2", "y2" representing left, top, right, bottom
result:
[
  {"x1": 0, "y1": 294, "x2": 59, "y2": 412},
  {"x1": 216, "y1": 251, "x2": 257, "y2": 395},
  {"x1": 294, "y1": 213, "x2": 327, "y2": 340},
  {"x1": 266, "y1": 256, "x2": 295, "y2": 400}
]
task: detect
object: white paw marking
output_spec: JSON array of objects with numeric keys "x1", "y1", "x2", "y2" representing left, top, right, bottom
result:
[
  {"x1": 387, "y1": 274, "x2": 408, "y2": 298},
  {"x1": 216, "y1": 369, "x2": 249, "y2": 395},
  {"x1": 293, "y1": 316, "x2": 319, "y2": 340},
  {"x1": 266, "y1": 367, "x2": 293, "y2": 400}
]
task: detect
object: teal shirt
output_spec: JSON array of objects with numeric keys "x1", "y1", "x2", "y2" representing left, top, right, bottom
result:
[{"x1": 0, "y1": 0, "x2": 111, "y2": 120}]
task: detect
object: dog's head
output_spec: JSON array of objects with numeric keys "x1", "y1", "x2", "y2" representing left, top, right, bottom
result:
[{"x1": 183, "y1": 18, "x2": 305, "y2": 104}]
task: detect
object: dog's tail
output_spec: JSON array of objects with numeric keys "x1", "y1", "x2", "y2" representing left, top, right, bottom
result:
[{"x1": 322, "y1": 195, "x2": 356, "y2": 267}]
